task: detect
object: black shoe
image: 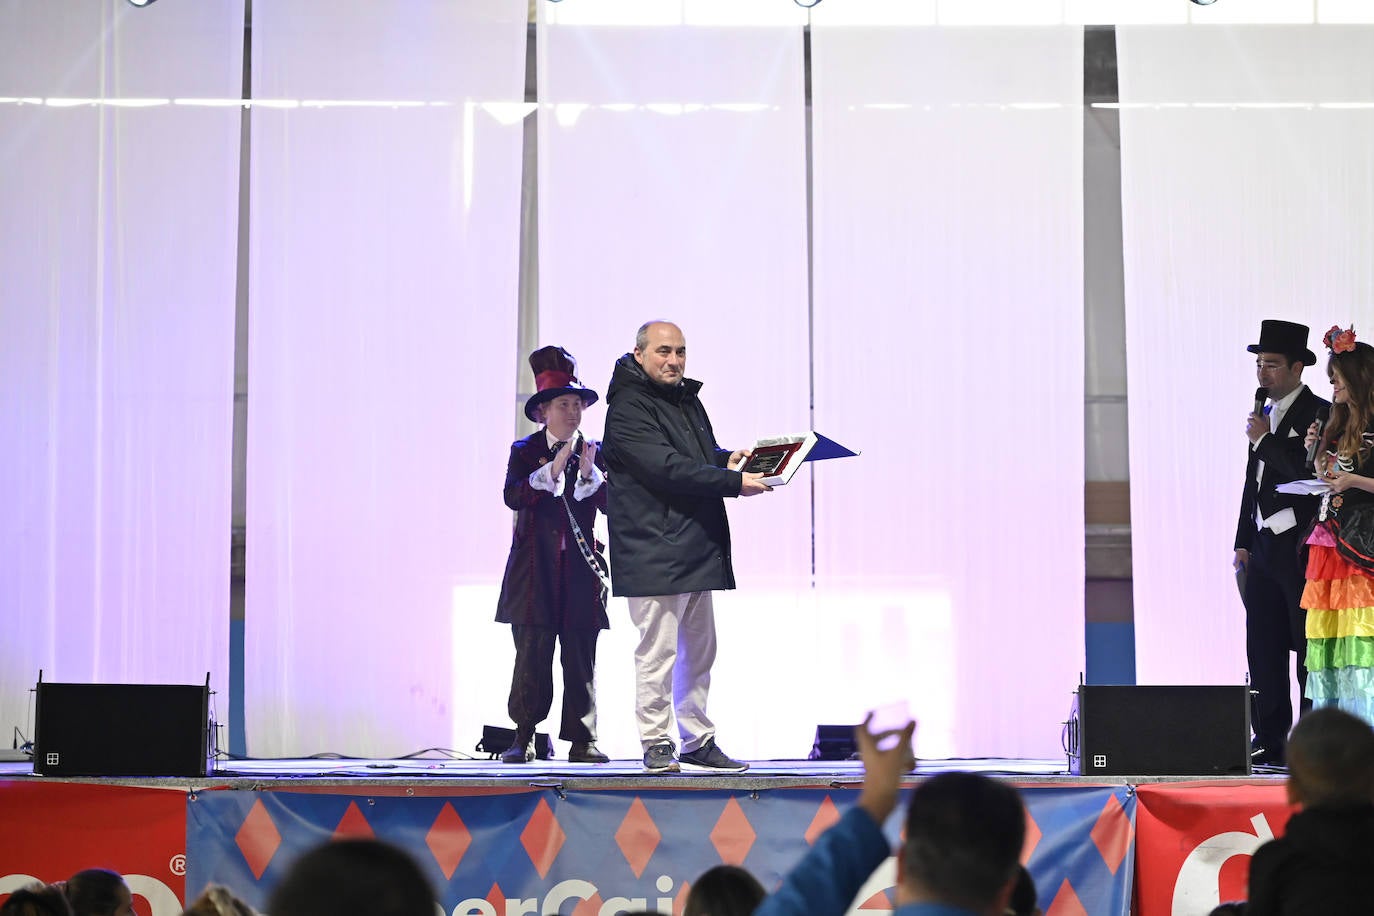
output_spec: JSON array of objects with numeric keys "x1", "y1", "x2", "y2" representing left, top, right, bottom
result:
[
  {"x1": 501, "y1": 729, "x2": 535, "y2": 764},
  {"x1": 1251, "y1": 740, "x2": 1285, "y2": 768},
  {"x1": 680, "y1": 737, "x2": 748, "y2": 772},
  {"x1": 569, "y1": 742, "x2": 610, "y2": 764},
  {"x1": 643, "y1": 741, "x2": 680, "y2": 773}
]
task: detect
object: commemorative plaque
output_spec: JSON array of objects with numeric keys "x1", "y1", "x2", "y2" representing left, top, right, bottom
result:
[{"x1": 739, "y1": 432, "x2": 859, "y2": 486}]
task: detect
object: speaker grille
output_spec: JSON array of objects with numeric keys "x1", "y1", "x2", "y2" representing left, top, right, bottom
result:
[
  {"x1": 35, "y1": 683, "x2": 210, "y2": 777},
  {"x1": 1070, "y1": 685, "x2": 1251, "y2": 776}
]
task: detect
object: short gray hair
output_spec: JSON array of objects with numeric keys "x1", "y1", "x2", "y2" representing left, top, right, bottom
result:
[{"x1": 635, "y1": 320, "x2": 672, "y2": 352}]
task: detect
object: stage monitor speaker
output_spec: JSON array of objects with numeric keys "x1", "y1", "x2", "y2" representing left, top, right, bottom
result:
[
  {"x1": 34, "y1": 681, "x2": 211, "y2": 777},
  {"x1": 1067, "y1": 685, "x2": 1251, "y2": 777},
  {"x1": 809, "y1": 724, "x2": 859, "y2": 761},
  {"x1": 477, "y1": 725, "x2": 553, "y2": 761}
]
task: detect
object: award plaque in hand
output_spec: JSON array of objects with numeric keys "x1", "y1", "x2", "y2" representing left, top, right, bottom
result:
[
  {"x1": 740, "y1": 432, "x2": 860, "y2": 486},
  {"x1": 743, "y1": 442, "x2": 804, "y2": 478},
  {"x1": 741, "y1": 434, "x2": 816, "y2": 486}
]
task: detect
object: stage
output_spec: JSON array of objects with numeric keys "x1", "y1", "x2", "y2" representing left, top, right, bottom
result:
[
  {"x1": 3, "y1": 753, "x2": 1077, "y2": 785},
  {"x1": 0, "y1": 755, "x2": 1292, "y2": 916},
  {"x1": 0, "y1": 751, "x2": 1289, "y2": 787}
]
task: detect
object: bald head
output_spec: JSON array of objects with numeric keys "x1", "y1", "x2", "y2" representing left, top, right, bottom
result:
[{"x1": 634, "y1": 321, "x2": 687, "y2": 386}]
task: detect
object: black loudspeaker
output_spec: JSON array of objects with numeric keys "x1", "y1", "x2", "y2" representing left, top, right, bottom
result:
[
  {"x1": 34, "y1": 681, "x2": 212, "y2": 777},
  {"x1": 1067, "y1": 685, "x2": 1251, "y2": 776},
  {"x1": 809, "y1": 724, "x2": 859, "y2": 761}
]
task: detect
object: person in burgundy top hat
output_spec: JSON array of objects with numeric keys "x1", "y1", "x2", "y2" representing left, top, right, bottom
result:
[
  {"x1": 1235, "y1": 319, "x2": 1328, "y2": 766},
  {"x1": 495, "y1": 346, "x2": 610, "y2": 764}
]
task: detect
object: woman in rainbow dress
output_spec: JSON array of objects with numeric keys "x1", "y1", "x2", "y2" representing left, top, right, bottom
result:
[{"x1": 1302, "y1": 325, "x2": 1374, "y2": 726}]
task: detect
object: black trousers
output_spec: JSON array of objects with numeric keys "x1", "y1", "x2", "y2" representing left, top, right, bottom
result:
[
  {"x1": 1244, "y1": 525, "x2": 1311, "y2": 756},
  {"x1": 507, "y1": 625, "x2": 599, "y2": 743}
]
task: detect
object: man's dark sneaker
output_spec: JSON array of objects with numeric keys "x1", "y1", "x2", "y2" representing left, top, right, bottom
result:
[
  {"x1": 569, "y1": 742, "x2": 610, "y2": 764},
  {"x1": 501, "y1": 729, "x2": 535, "y2": 764},
  {"x1": 680, "y1": 737, "x2": 748, "y2": 772},
  {"x1": 643, "y1": 741, "x2": 680, "y2": 773}
]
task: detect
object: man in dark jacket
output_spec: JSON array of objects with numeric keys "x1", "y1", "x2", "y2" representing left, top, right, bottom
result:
[
  {"x1": 1234, "y1": 320, "x2": 1328, "y2": 766},
  {"x1": 602, "y1": 320, "x2": 772, "y2": 773},
  {"x1": 495, "y1": 346, "x2": 610, "y2": 765},
  {"x1": 1246, "y1": 707, "x2": 1374, "y2": 915}
]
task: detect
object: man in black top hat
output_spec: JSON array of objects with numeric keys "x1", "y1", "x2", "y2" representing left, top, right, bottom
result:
[
  {"x1": 495, "y1": 346, "x2": 611, "y2": 764},
  {"x1": 1234, "y1": 319, "x2": 1328, "y2": 766}
]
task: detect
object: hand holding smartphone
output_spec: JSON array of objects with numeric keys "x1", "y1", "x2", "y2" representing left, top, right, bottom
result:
[{"x1": 868, "y1": 700, "x2": 916, "y2": 751}]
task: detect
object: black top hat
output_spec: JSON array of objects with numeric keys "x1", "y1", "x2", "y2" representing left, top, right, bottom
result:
[
  {"x1": 1247, "y1": 320, "x2": 1316, "y2": 366},
  {"x1": 524, "y1": 346, "x2": 599, "y2": 422}
]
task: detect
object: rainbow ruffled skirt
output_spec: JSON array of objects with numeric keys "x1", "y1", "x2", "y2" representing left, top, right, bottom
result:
[{"x1": 1302, "y1": 522, "x2": 1374, "y2": 725}]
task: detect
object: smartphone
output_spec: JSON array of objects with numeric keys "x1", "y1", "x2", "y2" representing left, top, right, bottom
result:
[{"x1": 868, "y1": 700, "x2": 915, "y2": 751}]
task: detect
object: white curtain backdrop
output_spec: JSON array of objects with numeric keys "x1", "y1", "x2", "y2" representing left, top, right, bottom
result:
[
  {"x1": 535, "y1": 0, "x2": 812, "y2": 761},
  {"x1": 1120, "y1": 26, "x2": 1374, "y2": 687},
  {"x1": 0, "y1": 1, "x2": 242, "y2": 741},
  {"x1": 808, "y1": 23, "x2": 1086, "y2": 758},
  {"x1": 244, "y1": 0, "x2": 528, "y2": 758}
]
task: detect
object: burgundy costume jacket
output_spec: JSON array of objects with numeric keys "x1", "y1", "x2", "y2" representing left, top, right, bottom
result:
[{"x1": 495, "y1": 432, "x2": 610, "y2": 630}]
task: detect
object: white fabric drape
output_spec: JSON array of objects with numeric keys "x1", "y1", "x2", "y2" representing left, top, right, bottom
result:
[
  {"x1": 1120, "y1": 26, "x2": 1374, "y2": 687},
  {"x1": 0, "y1": 1, "x2": 242, "y2": 741},
  {"x1": 808, "y1": 23, "x2": 1086, "y2": 758},
  {"x1": 535, "y1": 1, "x2": 811, "y2": 760},
  {"x1": 244, "y1": 0, "x2": 528, "y2": 758}
]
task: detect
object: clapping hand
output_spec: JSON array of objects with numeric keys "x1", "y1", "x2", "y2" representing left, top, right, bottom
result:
[
  {"x1": 550, "y1": 439, "x2": 574, "y2": 478},
  {"x1": 579, "y1": 439, "x2": 598, "y2": 479}
]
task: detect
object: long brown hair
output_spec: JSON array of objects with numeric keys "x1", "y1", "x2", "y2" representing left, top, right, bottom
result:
[{"x1": 1321, "y1": 341, "x2": 1374, "y2": 464}]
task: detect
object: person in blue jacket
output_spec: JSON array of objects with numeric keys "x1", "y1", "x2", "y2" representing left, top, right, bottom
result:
[{"x1": 755, "y1": 718, "x2": 1025, "y2": 916}]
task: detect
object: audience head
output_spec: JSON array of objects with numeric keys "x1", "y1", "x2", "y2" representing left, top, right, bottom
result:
[
  {"x1": 64, "y1": 871, "x2": 133, "y2": 916},
  {"x1": 179, "y1": 886, "x2": 255, "y2": 916},
  {"x1": 1285, "y1": 707, "x2": 1374, "y2": 807},
  {"x1": 1207, "y1": 904, "x2": 1247, "y2": 916},
  {"x1": 683, "y1": 865, "x2": 765, "y2": 916},
  {"x1": 898, "y1": 772, "x2": 1026, "y2": 916},
  {"x1": 1005, "y1": 865, "x2": 1040, "y2": 916},
  {"x1": 1, "y1": 885, "x2": 74, "y2": 916},
  {"x1": 267, "y1": 839, "x2": 435, "y2": 916}
]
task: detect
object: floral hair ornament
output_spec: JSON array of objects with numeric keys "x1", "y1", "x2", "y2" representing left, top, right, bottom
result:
[{"x1": 1324, "y1": 325, "x2": 1357, "y2": 354}]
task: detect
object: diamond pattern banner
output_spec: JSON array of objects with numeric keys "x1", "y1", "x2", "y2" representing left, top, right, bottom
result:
[{"x1": 186, "y1": 785, "x2": 1134, "y2": 915}]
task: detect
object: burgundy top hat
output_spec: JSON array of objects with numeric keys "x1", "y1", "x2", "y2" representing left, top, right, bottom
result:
[
  {"x1": 524, "y1": 346, "x2": 599, "y2": 422},
  {"x1": 1247, "y1": 319, "x2": 1316, "y2": 367}
]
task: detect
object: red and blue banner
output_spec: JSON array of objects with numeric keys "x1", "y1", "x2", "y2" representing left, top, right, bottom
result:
[
  {"x1": 0, "y1": 781, "x2": 187, "y2": 916},
  {"x1": 1134, "y1": 783, "x2": 1293, "y2": 916},
  {"x1": 186, "y1": 784, "x2": 1134, "y2": 915}
]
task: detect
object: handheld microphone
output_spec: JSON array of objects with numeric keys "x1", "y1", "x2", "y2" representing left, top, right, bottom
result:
[
  {"x1": 1306, "y1": 405, "x2": 1331, "y2": 469},
  {"x1": 1254, "y1": 386, "x2": 1269, "y2": 416}
]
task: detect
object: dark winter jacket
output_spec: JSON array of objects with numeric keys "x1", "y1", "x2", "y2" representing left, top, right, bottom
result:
[
  {"x1": 601, "y1": 353, "x2": 741, "y2": 597},
  {"x1": 1246, "y1": 803, "x2": 1374, "y2": 916},
  {"x1": 494, "y1": 431, "x2": 609, "y2": 629}
]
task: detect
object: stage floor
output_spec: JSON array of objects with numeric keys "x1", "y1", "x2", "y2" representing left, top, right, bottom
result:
[{"x1": 0, "y1": 754, "x2": 1287, "y2": 789}]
